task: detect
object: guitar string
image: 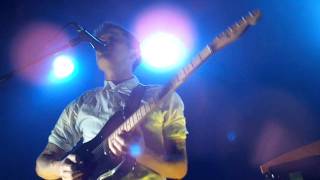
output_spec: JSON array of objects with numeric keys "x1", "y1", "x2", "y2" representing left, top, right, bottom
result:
[{"x1": 90, "y1": 102, "x2": 155, "y2": 155}]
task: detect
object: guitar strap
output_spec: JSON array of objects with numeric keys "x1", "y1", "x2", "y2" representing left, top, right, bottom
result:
[{"x1": 123, "y1": 84, "x2": 147, "y2": 118}]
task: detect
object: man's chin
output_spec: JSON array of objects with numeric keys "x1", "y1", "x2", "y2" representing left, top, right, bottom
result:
[
  {"x1": 97, "y1": 54, "x2": 113, "y2": 61},
  {"x1": 97, "y1": 49, "x2": 112, "y2": 56}
]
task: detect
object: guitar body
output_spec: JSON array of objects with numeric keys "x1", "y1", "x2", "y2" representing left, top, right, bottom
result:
[{"x1": 68, "y1": 111, "x2": 135, "y2": 180}]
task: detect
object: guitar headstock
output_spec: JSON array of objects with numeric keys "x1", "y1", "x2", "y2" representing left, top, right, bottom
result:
[{"x1": 210, "y1": 9, "x2": 261, "y2": 51}]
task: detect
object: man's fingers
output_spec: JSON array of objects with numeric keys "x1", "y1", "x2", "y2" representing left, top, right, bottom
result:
[
  {"x1": 108, "y1": 138, "x2": 120, "y2": 155},
  {"x1": 121, "y1": 129, "x2": 142, "y2": 144},
  {"x1": 61, "y1": 171, "x2": 83, "y2": 180},
  {"x1": 115, "y1": 135, "x2": 126, "y2": 146},
  {"x1": 61, "y1": 161, "x2": 84, "y2": 172},
  {"x1": 61, "y1": 163, "x2": 75, "y2": 172},
  {"x1": 71, "y1": 170, "x2": 84, "y2": 179},
  {"x1": 119, "y1": 130, "x2": 129, "y2": 139},
  {"x1": 59, "y1": 154, "x2": 84, "y2": 180},
  {"x1": 66, "y1": 154, "x2": 80, "y2": 163},
  {"x1": 113, "y1": 138, "x2": 126, "y2": 153},
  {"x1": 108, "y1": 135, "x2": 128, "y2": 155}
]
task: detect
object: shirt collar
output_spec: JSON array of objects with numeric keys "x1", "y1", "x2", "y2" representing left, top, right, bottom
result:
[{"x1": 103, "y1": 76, "x2": 140, "y2": 94}]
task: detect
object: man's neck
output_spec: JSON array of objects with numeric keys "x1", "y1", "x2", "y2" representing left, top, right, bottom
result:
[{"x1": 104, "y1": 68, "x2": 134, "y2": 85}]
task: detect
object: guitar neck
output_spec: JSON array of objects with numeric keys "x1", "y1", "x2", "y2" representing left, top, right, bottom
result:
[
  {"x1": 110, "y1": 45, "x2": 214, "y2": 139},
  {"x1": 159, "y1": 46, "x2": 214, "y2": 99}
]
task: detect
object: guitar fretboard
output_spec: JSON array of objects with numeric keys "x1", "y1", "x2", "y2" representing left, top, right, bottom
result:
[{"x1": 109, "y1": 46, "x2": 213, "y2": 141}]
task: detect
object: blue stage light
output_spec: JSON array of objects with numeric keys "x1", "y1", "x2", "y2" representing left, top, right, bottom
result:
[
  {"x1": 129, "y1": 143, "x2": 142, "y2": 157},
  {"x1": 52, "y1": 55, "x2": 75, "y2": 79}
]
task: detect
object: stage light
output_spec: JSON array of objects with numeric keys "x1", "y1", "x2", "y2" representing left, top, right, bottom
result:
[
  {"x1": 10, "y1": 22, "x2": 70, "y2": 85},
  {"x1": 141, "y1": 32, "x2": 187, "y2": 69},
  {"x1": 129, "y1": 143, "x2": 142, "y2": 157},
  {"x1": 52, "y1": 55, "x2": 75, "y2": 79},
  {"x1": 133, "y1": 4, "x2": 196, "y2": 71}
]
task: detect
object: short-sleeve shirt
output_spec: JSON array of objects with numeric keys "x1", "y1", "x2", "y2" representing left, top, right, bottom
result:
[{"x1": 48, "y1": 76, "x2": 188, "y2": 179}]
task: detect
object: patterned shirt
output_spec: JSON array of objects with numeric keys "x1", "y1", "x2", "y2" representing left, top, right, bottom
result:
[{"x1": 48, "y1": 76, "x2": 188, "y2": 179}]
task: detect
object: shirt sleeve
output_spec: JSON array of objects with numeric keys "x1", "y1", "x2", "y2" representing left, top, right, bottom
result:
[
  {"x1": 48, "y1": 100, "x2": 81, "y2": 152},
  {"x1": 162, "y1": 92, "x2": 188, "y2": 140}
]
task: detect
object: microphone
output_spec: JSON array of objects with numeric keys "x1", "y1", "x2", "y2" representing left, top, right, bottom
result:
[{"x1": 69, "y1": 23, "x2": 108, "y2": 51}]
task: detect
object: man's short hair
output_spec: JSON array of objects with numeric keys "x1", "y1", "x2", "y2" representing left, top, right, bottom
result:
[{"x1": 94, "y1": 22, "x2": 141, "y2": 70}]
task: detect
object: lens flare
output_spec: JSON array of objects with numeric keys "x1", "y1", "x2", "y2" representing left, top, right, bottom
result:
[
  {"x1": 10, "y1": 22, "x2": 69, "y2": 85},
  {"x1": 141, "y1": 32, "x2": 187, "y2": 69},
  {"x1": 133, "y1": 4, "x2": 196, "y2": 71},
  {"x1": 52, "y1": 55, "x2": 75, "y2": 79},
  {"x1": 129, "y1": 143, "x2": 142, "y2": 157}
]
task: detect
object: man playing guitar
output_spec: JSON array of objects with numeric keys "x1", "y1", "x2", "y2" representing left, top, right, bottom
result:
[{"x1": 35, "y1": 22, "x2": 188, "y2": 180}]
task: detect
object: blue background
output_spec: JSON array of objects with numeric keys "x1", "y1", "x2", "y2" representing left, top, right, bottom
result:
[{"x1": 1, "y1": 0, "x2": 320, "y2": 179}]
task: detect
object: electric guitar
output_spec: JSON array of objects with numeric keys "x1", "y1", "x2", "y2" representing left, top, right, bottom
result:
[{"x1": 67, "y1": 10, "x2": 262, "y2": 180}]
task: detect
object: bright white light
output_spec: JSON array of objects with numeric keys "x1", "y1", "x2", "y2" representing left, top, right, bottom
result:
[
  {"x1": 52, "y1": 55, "x2": 74, "y2": 79},
  {"x1": 141, "y1": 32, "x2": 187, "y2": 69}
]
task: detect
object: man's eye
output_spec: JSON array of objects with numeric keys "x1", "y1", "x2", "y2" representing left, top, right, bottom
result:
[
  {"x1": 100, "y1": 38, "x2": 113, "y2": 44},
  {"x1": 107, "y1": 37, "x2": 118, "y2": 43}
]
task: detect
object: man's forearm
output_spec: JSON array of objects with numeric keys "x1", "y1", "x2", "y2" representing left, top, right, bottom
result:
[
  {"x1": 136, "y1": 149, "x2": 187, "y2": 179},
  {"x1": 36, "y1": 154, "x2": 61, "y2": 180}
]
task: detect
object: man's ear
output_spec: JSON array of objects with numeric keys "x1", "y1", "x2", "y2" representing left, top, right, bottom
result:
[{"x1": 129, "y1": 48, "x2": 140, "y2": 61}]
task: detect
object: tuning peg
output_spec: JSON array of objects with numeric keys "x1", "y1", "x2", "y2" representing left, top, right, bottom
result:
[
  {"x1": 217, "y1": 32, "x2": 224, "y2": 38},
  {"x1": 248, "y1": 11, "x2": 254, "y2": 17},
  {"x1": 238, "y1": 17, "x2": 245, "y2": 25}
]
